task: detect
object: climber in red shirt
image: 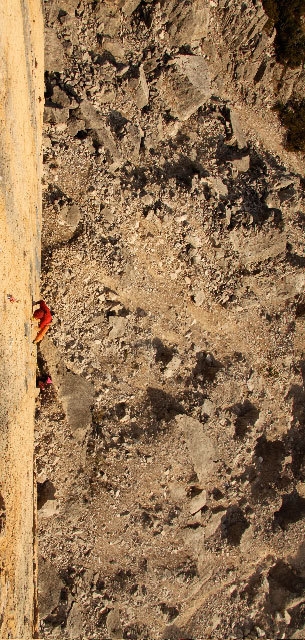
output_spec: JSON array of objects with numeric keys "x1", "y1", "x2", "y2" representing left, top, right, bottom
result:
[{"x1": 33, "y1": 300, "x2": 52, "y2": 344}]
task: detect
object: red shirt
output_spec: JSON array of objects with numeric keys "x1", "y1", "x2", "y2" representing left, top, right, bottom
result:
[{"x1": 33, "y1": 300, "x2": 52, "y2": 329}]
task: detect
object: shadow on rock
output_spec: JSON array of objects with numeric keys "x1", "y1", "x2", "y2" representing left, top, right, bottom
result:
[
  {"x1": 191, "y1": 351, "x2": 222, "y2": 387},
  {"x1": 221, "y1": 505, "x2": 249, "y2": 546},
  {"x1": 266, "y1": 559, "x2": 305, "y2": 614},
  {"x1": 230, "y1": 399, "x2": 259, "y2": 438},
  {"x1": 274, "y1": 490, "x2": 305, "y2": 530},
  {"x1": 146, "y1": 387, "x2": 184, "y2": 424},
  {"x1": 250, "y1": 435, "x2": 285, "y2": 499}
]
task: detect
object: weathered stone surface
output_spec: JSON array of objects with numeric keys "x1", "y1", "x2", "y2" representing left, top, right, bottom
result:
[
  {"x1": 104, "y1": 0, "x2": 140, "y2": 14},
  {"x1": 58, "y1": 204, "x2": 81, "y2": 240},
  {"x1": 40, "y1": 338, "x2": 94, "y2": 441},
  {"x1": 189, "y1": 490, "x2": 207, "y2": 515},
  {"x1": 67, "y1": 117, "x2": 86, "y2": 137},
  {"x1": 128, "y1": 65, "x2": 149, "y2": 110},
  {"x1": 201, "y1": 399, "x2": 214, "y2": 418},
  {"x1": 44, "y1": 105, "x2": 69, "y2": 125},
  {"x1": 122, "y1": 123, "x2": 143, "y2": 162},
  {"x1": 228, "y1": 109, "x2": 247, "y2": 150},
  {"x1": 102, "y1": 38, "x2": 126, "y2": 63},
  {"x1": 67, "y1": 602, "x2": 85, "y2": 640},
  {"x1": 108, "y1": 316, "x2": 127, "y2": 339},
  {"x1": 167, "y1": 0, "x2": 210, "y2": 46},
  {"x1": 45, "y1": 26, "x2": 66, "y2": 72},
  {"x1": 229, "y1": 229, "x2": 286, "y2": 267},
  {"x1": 107, "y1": 607, "x2": 123, "y2": 639},
  {"x1": 121, "y1": 0, "x2": 141, "y2": 16},
  {"x1": 38, "y1": 557, "x2": 65, "y2": 619},
  {"x1": 52, "y1": 86, "x2": 71, "y2": 108},
  {"x1": 74, "y1": 101, "x2": 122, "y2": 165},
  {"x1": 204, "y1": 511, "x2": 225, "y2": 539},
  {"x1": 231, "y1": 154, "x2": 250, "y2": 172},
  {"x1": 95, "y1": 3, "x2": 122, "y2": 37},
  {"x1": 175, "y1": 415, "x2": 218, "y2": 483},
  {"x1": 158, "y1": 56, "x2": 211, "y2": 121},
  {"x1": 45, "y1": 0, "x2": 80, "y2": 23}
]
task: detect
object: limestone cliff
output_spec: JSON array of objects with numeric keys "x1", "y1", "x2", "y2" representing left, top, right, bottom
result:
[{"x1": 0, "y1": 1, "x2": 43, "y2": 637}]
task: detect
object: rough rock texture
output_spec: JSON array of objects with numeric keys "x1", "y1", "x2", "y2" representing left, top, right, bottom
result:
[
  {"x1": 36, "y1": 1, "x2": 305, "y2": 639},
  {"x1": 0, "y1": 0, "x2": 44, "y2": 637}
]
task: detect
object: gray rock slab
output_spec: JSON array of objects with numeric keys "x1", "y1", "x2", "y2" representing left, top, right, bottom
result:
[
  {"x1": 167, "y1": 0, "x2": 210, "y2": 46},
  {"x1": 228, "y1": 109, "x2": 247, "y2": 150},
  {"x1": 67, "y1": 117, "x2": 86, "y2": 137},
  {"x1": 120, "y1": 0, "x2": 141, "y2": 16},
  {"x1": 45, "y1": 27, "x2": 66, "y2": 73},
  {"x1": 52, "y1": 86, "x2": 71, "y2": 108},
  {"x1": 204, "y1": 511, "x2": 225, "y2": 539},
  {"x1": 128, "y1": 65, "x2": 149, "y2": 109},
  {"x1": 67, "y1": 602, "x2": 84, "y2": 640},
  {"x1": 40, "y1": 338, "x2": 94, "y2": 441},
  {"x1": 38, "y1": 557, "x2": 65, "y2": 619},
  {"x1": 122, "y1": 123, "x2": 143, "y2": 162},
  {"x1": 44, "y1": 106, "x2": 69, "y2": 125},
  {"x1": 107, "y1": 607, "x2": 123, "y2": 639},
  {"x1": 175, "y1": 414, "x2": 218, "y2": 483},
  {"x1": 189, "y1": 490, "x2": 207, "y2": 515},
  {"x1": 74, "y1": 100, "x2": 122, "y2": 165},
  {"x1": 158, "y1": 56, "x2": 211, "y2": 121}
]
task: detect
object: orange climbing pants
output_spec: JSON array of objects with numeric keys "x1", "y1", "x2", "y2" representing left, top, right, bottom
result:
[{"x1": 34, "y1": 324, "x2": 51, "y2": 344}]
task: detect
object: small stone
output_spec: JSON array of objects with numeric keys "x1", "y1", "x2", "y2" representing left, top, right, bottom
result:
[
  {"x1": 67, "y1": 117, "x2": 86, "y2": 137},
  {"x1": 193, "y1": 291, "x2": 204, "y2": 306},
  {"x1": 189, "y1": 490, "x2": 207, "y2": 515},
  {"x1": 108, "y1": 316, "x2": 127, "y2": 339},
  {"x1": 225, "y1": 207, "x2": 232, "y2": 227},
  {"x1": 44, "y1": 106, "x2": 69, "y2": 125},
  {"x1": 167, "y1": 0, "x2": 210, "y2": 47},
  {"x1": 101, "y1": 33, "x2": 126, "y2": 61},
  {"x1": 163, "y1": 355, "x2": 181, "y2": 379},
  {"x1": 60, "y1": 204, "x2": 81, "y2": 229},
  {"x1": 204, "y1": 511, "x2": 224, "y2": 538},
  {"x1": 201, "y1": 399, "x2": 214, "y2": 417},
  {"x1": 120, "y1": 0, "x2": 141, "y2": 16},
  {"x1": 265, "y1": 192, "x2": 281, "y2": 209}
]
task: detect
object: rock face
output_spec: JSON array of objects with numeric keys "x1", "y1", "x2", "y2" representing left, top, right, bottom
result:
[
  {"x1": 36, "y1": 1, "x2": 305, "y2": 639},
  {"x1": 0, "y1": 1, "x2": 44, "y2": 637}
]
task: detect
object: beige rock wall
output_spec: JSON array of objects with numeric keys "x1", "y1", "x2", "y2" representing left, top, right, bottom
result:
[{"x1": 0, "y1": 1, "x2": 43, "y2": 637}]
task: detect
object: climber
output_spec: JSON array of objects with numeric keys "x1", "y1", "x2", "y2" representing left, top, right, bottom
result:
[{"x1": 33, "y1": 300, "x2": 52, "y2": 344}]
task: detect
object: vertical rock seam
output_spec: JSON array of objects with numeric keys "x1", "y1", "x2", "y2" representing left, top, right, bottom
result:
[{"x1": 0, "y1": 1, "x2": 43, "y2": 637}]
